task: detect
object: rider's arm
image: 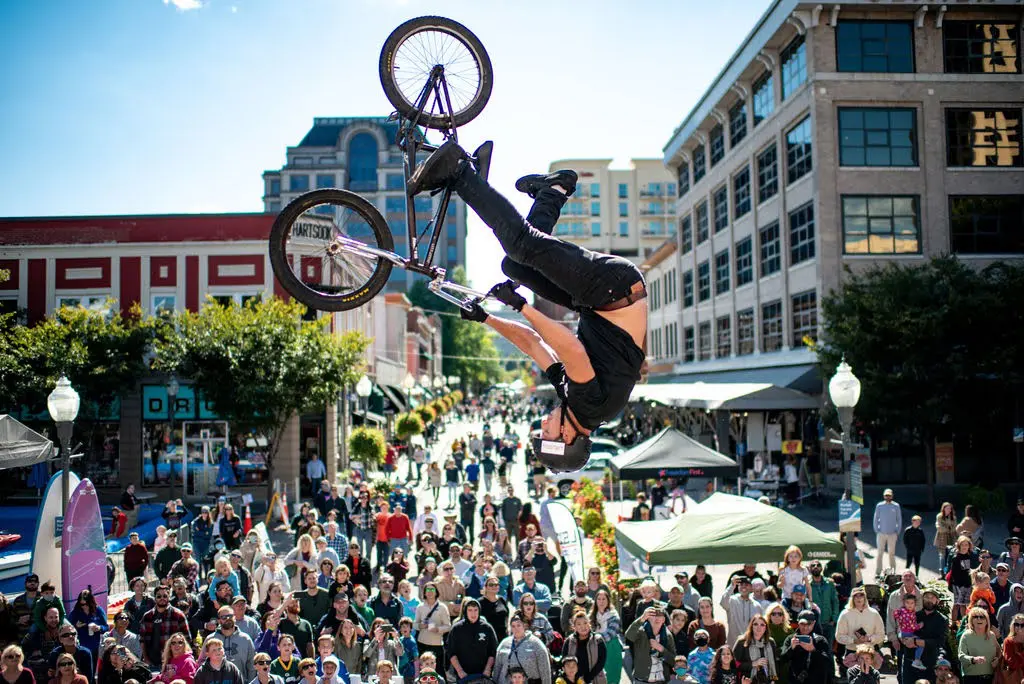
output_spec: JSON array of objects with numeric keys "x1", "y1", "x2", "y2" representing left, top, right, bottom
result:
[
  {"x1": 485, "y1": 316, "x2": 557, "y2": 368},
  {"x1": 520, "y1": 304, "x2": 595, "y2": 383}
]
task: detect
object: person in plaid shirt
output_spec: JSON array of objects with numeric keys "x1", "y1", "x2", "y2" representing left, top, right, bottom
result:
[
  {"x1": 350, "y1": 490, "x2": 375, "y2": 558},
  {"x1": 139, "y1": 586, "x2": 192, "y2": 667},
  {"x1": 323, "y1": 521, "x2": 348, "y2": 562}
]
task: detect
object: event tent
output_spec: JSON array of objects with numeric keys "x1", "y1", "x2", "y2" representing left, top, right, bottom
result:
[
  {"x1": 615, "y1": 492, "x2": 844, "y2": 565},
  {"x1": 630, "y1": 381, "x2": 819, "y2": 411},
  {"x1": 609, "y1": 427, "x2": 737, "y2": 479},
  {"x1": 0, "y1": 414, "x2": 54, "y2": 470}
]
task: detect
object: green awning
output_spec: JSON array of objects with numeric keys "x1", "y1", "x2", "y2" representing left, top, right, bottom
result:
[{"x1": 615, "y1": 492, "x2": 844, "y2": 565}]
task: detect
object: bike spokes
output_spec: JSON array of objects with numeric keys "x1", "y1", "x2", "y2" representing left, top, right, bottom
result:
[{"x1": 390, "y1": 29, "x2": 483, "y2": 122}]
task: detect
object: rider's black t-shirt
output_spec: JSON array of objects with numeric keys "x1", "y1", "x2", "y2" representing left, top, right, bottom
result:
[{"x1": 566, "y1": 310, "x2": 645, "y2": 430}]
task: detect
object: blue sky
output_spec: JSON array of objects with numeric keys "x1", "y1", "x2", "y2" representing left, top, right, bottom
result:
[{"x1": 0, "y1": 0, "x2": 770, "y2": 290}]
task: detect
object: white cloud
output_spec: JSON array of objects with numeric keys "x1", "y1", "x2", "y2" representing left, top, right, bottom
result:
[
  {"x1": 163, "y1": 0, "x2": 204, "y2": 10},
  {"x1": 231, "y1": 5, "x2": 238, "y2": 12}
]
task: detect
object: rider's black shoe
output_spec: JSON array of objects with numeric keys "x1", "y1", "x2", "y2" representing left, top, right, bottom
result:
[
  {"x1": 514, "y1": 170, "x2": 578, "y2": 199},
  {"x1": 473, "y1": 141, "x2": 493, "y2": 182},
  {"x1": 406, "y1": 139, "x2": 467, "y2": 196}
]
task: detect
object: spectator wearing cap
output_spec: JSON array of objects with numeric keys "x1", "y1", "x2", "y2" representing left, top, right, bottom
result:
[
  {"x1": 902, "y1": 515, "x2": 926, "y2": 576},
  {"x1": 229, "y1": 549, "x2": 254, "y2": 603},
  {"x1": 191, "y1": 505, "x2": 215, "y2": 572},
  {"x1": 991, "y1": 561, "x2": 1013, "y2": 608},
  {"x1": 108, "y1": 610, "x2": 143, "y2": 660},
  {"x1": 11, "y1": 574, "x2": 40, "y2": 640},
  {"x1": 897, "y1": 589, "x2": 947, "y2": 683},
  {"x1": 673, "y1": 572, "x2": 701, "y2": 614},
  {"x1": 665, "y1": 587, "x2": 695, "y2": 627},
  {"x1": 780, "y1": 610, "x2": 832, "y2": 683},
  {"x1": 168, "y1": 543, "x2": 200, "y2": 589},
  {"x1": 1000, "y1": 537, "x2": 1024, "y2": 584},
  {"x1": 873, "y1": 488, "x2": 902, "y2": 576},
  {"x1": 230, "y1": 596, "x2": 261, "y2": 643},
  {"x1": 512, "y1": 566, "x2": 551, "y2": 615},
  {"x1": 781, "y1": 586, "x2": 819, "y2": 631},
  {"x1": 750, "y1": 578, "x2": 770, "y2": 611},
  {"x1": 720, "y1": 575, "x2": 763, "y2": 642},
  {"x1": 154, "y1": 530, "x2": 182, "y2": 580},
  {"x1": 123, "y1": 532, "x2": 149, "y2": 582},
  {"x1": 933, "y1": 656, "x2": 957, "y2": 684}
]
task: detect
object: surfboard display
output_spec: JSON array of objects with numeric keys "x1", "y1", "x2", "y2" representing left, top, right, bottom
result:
[
  {"x1": 61, "y1": 478, "x2": 108, "y2": 613},
  {"x1": 30, "y1": 470, "x2": 81, "y2": 599}
]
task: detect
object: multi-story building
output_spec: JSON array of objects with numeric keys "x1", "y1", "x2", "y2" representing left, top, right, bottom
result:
[
  {"x1": 649, "y1": 0, "x2": 1023, "y2": 396},
  {"x1": 262, "y1": 116, "x2": 470, "y2": 293}
]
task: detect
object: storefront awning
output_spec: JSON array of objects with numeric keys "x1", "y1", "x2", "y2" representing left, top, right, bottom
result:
[
  {"x1": 630, "y1": 382, "x2": 819, "y2": 411},
  {"x1": 353, "y1": 410, "x2": 387, "y2": 425},
  {"x1": 381, "y1": 385, "x2": 407, "y2": 413},
  {"x1": 656, "y1": 363, "x2": 823, "y2": 395}
]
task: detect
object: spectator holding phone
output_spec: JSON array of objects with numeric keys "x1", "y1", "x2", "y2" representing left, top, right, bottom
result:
[{"x1": 779, "y1": 611, "x2": 832, "y2": 683}]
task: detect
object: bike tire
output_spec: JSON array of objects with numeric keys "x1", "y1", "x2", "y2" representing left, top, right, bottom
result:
[
  {"x1": 269, "y1": 189, "x2": 394, "y2": 312},
  {"x1": 379, "y1": 16, "x2": 493, "y2": 130}
]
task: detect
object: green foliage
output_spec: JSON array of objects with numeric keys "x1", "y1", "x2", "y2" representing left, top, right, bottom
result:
[
  {"x1": 370, "y1": 477, "x2": 394, "y2": 500},
  {"x1": 580, "y1": 509, "x2": 604, "y2": 536},
  {"x1": 415, "y1": 405, "x2": 436, "y2": 425},
  {"x1": 430, "y1": 399, "x2": 446, "y2": 416},
  {"x1": 963, "y1": 484, "x2": 1005, "y2": 514},
  {"x1": 153, "y1": 297, "x2": 367, "y2": 489},
  {"x1": 406, "y1": 266, "x2": 504, "y2": 392},
  {"x1": 0, "y1": 302, "x2": 160, "y2": 415},
  {"x1": 395, "y1": 412, "x2": 424, "y2": 440},
  {"x1": 348, "y1": 426, "x2": 387, "y2": 468}
]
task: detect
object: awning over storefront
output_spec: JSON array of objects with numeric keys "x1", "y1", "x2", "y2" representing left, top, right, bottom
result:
[
  {"x1": 0, "y1": 414, "x2": 55, "y2": 470},
  {"x1": 655, "y1": 363, "x2": 823, "y2": 395},
  {"x1": 352, "y1": 410, "x2": 387, "y2": 426},
  {"x1": 630, "y1": 382, "x2": 819, "y2": 411},
  {"x1": 381, "y1": 385, "x2": 407, "y2": 413}
]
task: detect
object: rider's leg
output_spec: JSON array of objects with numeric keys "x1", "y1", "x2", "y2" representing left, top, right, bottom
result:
[
  {"x1": 451, "y1": 167, "x2": 642, "y2": 309},
  {"x1": 499, "y1": 187, "x2": 577, "y2": 310}
]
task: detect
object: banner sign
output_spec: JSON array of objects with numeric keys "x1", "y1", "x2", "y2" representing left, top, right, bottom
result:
[
  {"x1": 850, "y1": 462, "x2": 864, "y2": 505},
  {"x1": 547, "y1": 501, "x2": 585, "y2": 584},
  {"x1": 838, "y1": 499, "x2": 861, "y2": 532}
]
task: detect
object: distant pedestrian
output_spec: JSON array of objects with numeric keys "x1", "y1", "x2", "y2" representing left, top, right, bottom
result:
[
  {"x1": 935, "y1": 502, "x2": 958, "y2": 573},
  {"x1": 903, "y1": 515, "x2": 926, "y2": 575},
  {"x1": 873, "y1": 488, "x2": 902, "y2": 576}
]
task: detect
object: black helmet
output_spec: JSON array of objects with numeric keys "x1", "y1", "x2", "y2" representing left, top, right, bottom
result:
[{"x1": 531, "y1": 402, "x2": 592, "y2": 473}]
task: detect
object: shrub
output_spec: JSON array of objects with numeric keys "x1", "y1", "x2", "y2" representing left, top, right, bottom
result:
[
  {"x1": 395, "y1": 412, "x2": 424, "y2": 440},
  {"x1": 964, "y1": 485, "x2": 1005, "y2": 514},
  {"x1": 370, "y1": 477, "x2": 394, "y2": 500},
  {"x1": 580, "y1": 509, "x2": 604, "y2": 536},
  {"x1": 347, "y1": 427, "x2": 387, "y2": 468}
]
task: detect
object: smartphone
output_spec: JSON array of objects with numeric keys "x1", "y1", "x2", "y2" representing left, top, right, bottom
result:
[{"x1": 796, "y1": 635, "x2": 812, "y2": 644}]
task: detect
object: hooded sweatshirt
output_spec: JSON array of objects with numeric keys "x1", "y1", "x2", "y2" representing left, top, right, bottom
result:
[{"x1": 997, "y1": 583, "x2": 1024, "y2": 638}]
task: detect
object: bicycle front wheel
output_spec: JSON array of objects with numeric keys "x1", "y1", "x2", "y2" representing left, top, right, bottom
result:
[
  {"x1": 379, "y1": 16, "x2": 493, "y2": 130},
  {"x1": 269, "y1": 189, "x2": 394, "y2": 312}
]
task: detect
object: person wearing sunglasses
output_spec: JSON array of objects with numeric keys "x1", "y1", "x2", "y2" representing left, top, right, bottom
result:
[
  {"x1": 107, "y1": 611, "x2": 142, "y2": 661},
  {"x1": 296, "y1": 658, "x2": 318, "y2": 684},
  {"x1": 97, "y1": 644, "x2": 150, "y2": 684},
  {"x1": 47, "y1": 626, "x2": 94, "y2": 684},
  {"x1": 1, "y1": 645, "x2": 33, "y2": 684},
  {"x1": 251, "y1": 652, "x2": 285, "y2": 684},
  {"x1": 51, "y1": 653, "x2": 87, "y2": 684},
  {"x1": 192, "y1": 638, "x2": 244, "y2": 684}
]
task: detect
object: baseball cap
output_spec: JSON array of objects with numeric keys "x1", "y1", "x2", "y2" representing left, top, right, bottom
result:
[
  {"x1": 997, "y1": 562, "x2": 1010, "y2": 570},
  {"x1": 792, "y1": 584, "x2": 807, "y2": 594},
  {"x1": 883, "y1": 488, "x2": 894, "y2": 496},
  {"x1": 674, "y1": 571, "x2": 688, "y2": 579},
  {"x1": 738, "y1": 576, "x2": 752, "y2": 585},
  {"x1": 230, "y1": 550, "x2": 243, "y2": 558},
  {"x1": 231, "y1": 596, "x2": 247, "y2": 605},
  {"x1": 181, "y1": 543, "x2": 193, "y2": 551},
  {"x1": 936, "y1": 658, "x2": 951, "y2": 668}
]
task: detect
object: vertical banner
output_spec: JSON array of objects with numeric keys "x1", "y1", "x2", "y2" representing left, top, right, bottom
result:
[{"x1": 547, "y1": 501, "x2": 585, "y2": 584}]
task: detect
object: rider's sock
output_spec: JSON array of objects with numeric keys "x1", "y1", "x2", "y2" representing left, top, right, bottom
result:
[{"x1": 551, "y1": 185, "x2": 568, "y2": 195}]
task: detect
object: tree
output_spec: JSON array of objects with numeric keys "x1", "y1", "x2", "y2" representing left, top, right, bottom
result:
[
  {"x1": 406, "y1": 266, "x2": 503, "y2": 392},
  {"x1": 817, "y1": 256, "x2": 1024, "y2": 503},
  {"x1": 153, "y1": 297, "x2": 368, "y2": 499}
]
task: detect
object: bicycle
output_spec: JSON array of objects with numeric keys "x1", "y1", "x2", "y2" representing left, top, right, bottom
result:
[{"x1": 269, "y1": 16, "x2": 494, "y2": 313}]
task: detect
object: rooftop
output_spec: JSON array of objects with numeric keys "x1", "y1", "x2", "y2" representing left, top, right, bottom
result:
[{"x1": 297, "y1": 116, "x2": 401, "y2": 148}]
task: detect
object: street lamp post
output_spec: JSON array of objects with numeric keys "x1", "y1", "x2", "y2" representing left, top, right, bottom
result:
[
  {"x1": 355, "y1": 375, "x2": 373, "y2": 419},
  {"x1": 47, "y1": 376, "x2": 80, "y2": 516},
  {"x1": 402, "y1": 373, "x2": 416, "y2": 409},
  {"x1": 166, "y1": 376, "x2": 180, "y2": 499},
  {"x1": 828, "y1": 358, "x2": 862, "y2": 578}
]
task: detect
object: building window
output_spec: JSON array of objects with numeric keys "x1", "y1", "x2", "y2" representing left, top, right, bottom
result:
[
  {"x1": 316, "y1": 174, "x2": 334, "y2": 189},
  {"x1": 735, "y1": 237, "x2": 753, "y2": 286},
  {"x1": 757, "y1": 145, "x2": 778, "y2": 203},
  {"x1": 385, "y1": 196, "x2": 405, "y2": 214},
  {"x1": 696, "y1": 202, "x2": 709, "y2": 243},
  {"x1": 759, "y1": 221, "x2": 781, "y2": 276},
  {"x1": 289, "y1": 174, "x2": 310, "y2": 192},
  {"x1": 683, "y1": 326, "x2": 695, "y2": 362},
  {"x1": 651, "y1": 280, "x2": 661, "y2": 311},
  {"x1": 781, "y1": 34, "x2": 807, "y2": 98},
  {"x1": 590, "y1": 201, "x2": 601, "y2": 216},
  {"x1": 385, "y1": 173, "x2": 404, "y2": 190},
  {"x1": 269, "y1": 179, "x2": 281, "y2": 195},
  {"x1": 733, "y1": 167, "x2": 751, "y2": 219},
  {"x1": 268, "y1": 201, "x2": 281, "y2": 213},
  {"x1": 590, "y1": 183, "x2": 601, "y2": 197},
  {"x1": 668, "y1": 323, "x2": 679, "y2": 358},
  {"x1": 943, "y1": 21, "x2": 1021, "y2": 74},
  {"x1": 619, "y1": 202, "x2": 629, "y2": 218},
  {"x1": 737, "y1": 308, "x2": 755, "y2": 355},
  {"x1": 791, "y1": 290, "x2": 818, "y2": 347},
  {"x1": 591, "y1": 222, "x2": 601, "y2": 237},
  {"x1": 710, "y1": 125, "x2": 726, "y2": 166},
  {"x1": 682, "y1": 270, "x2": 694, "y2": 307},
  {"x1": 414, "y1": 196, "x2": 433, "y2": 213},
  {"x1": 713, "y1": 186, "x2": 729, "y2": 233},
  {"x1": 752, "y1": 71, "x2": 774, "y2": 126},
  {"x1": 618, "y1": 221, "x2": 629, "y2": 237},
  {"x1": 839, "y1": 107, "x2": 918, "y2": 167},
  {"x1": 729, "y1": 100, "x2": 748, "y2": 148},
  {"x1": 789, "y1": 202, "x2": 816, "y2": 265},
  {"x1": 786, "y1": 116, "x2": 813, "y2": 184},
  {"x1": 677, "y1": 163, "x2": 690, "y2": 198},
  {"x1": 347, "y1": 133, "x2": 379, "y2": 192},
  {"x1": 697, "y1": 260, "x2": 711, "y2": 301},
  {"x1": 946, "y1": 108, "x2": 1023, "y2": 168},
  {"x1": 618, "y1": 183, "x2": 628, "y2": 199},
  {"x1": 151, "y1": 294, "x2": 176, "y2": 316},
  {"x1": 836, "y1": 20, "x2": 915, "y2": 73},
  {"x1": 716, "y1": 316, "x2": 732, "y2": 358},
  {"x1": 761, "y1": 300, "x2": 783, "y2": 353},
  {"x1": 680, "y1": 215, "x2": 692, "y2": 254},
  {"x1": 698, "y1": 322, "x2": 712, "y2": 361},
  {"x1": 714, "y1": 249, "x2": 730, "y2": 295},
  {"x1": 842, "y1": 196, "x2": 921, "y2": 254},
  {"x1": 950, "y1": 195, "x2": 1024, "y2": 254},
  {"x1": 693, "y1": 145, "x2": 707, "y2": 183},
  {"x1": 668, "y1": 183, "x2": 677, "y2": 197}
]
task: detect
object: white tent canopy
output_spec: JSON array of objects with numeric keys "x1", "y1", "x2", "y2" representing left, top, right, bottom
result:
[
  {"x1": 0, "y1": 414, "x2": 55, "y2": 470},
  {"x1": 630, "y1": 382, "x2": 819, "y2": 411}
]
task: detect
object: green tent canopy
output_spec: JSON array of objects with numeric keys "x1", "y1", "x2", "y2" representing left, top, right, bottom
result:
[{"x1": 615, "y1": 492, "x2": 844, "y2": 565}]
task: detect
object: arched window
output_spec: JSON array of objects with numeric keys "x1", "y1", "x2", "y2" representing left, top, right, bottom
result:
[{"x1": 347, "y1": 133, "x2": 378, "y2": 191}]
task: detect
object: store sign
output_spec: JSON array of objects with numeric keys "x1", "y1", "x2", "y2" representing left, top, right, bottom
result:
[
  {"x1": 935, "y1": 442, "x2": 955, "y2": 472},
  {"x1": 143, "y1": 385, "x2": 219, "y2": 420},
  {"x1": 781, "y1": 440, "x2": 803, "y2": 455}
]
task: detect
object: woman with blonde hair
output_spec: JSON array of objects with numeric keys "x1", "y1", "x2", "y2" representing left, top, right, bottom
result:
[
  {"x1": 764, "y1": 602, "x2": 793, "y2": 682},
  {"x1": 48, "y1": 654, "x2": 86, "y2": 684},
  {"x1": 935, "y1": 502, "x2": 958, "y2": 574},
  {"x1": 284, "y1": 534, "x2": 317, "y2": 590},
  {"x1": 835, "y1": 588, "x2": 885, "y2": 674},
  {"x1": 958, "y1": 606, "x2": 998, "y2": 682},
  {"x1": 778, "y1": 545, "x2": 811, "y2": 602},
  {"x1": 154, "y1": 633, "x2": 197, "y2": 684},
  {"x1": 1, "y1": 645, "x2": 34, "y2": 684},
  {"x1": 731, "y1": 614, "x2": 777, "y2": 683},
  {"x1": 950, "y1": 535, "x2": 981, "y2": 624}
]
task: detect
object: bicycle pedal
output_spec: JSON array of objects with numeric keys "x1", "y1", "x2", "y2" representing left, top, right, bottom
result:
[{"x1": 387, "y1": 111, "x2": 401, "y2": 122}]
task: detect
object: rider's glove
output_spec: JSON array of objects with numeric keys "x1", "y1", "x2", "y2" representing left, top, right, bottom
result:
[
  {"x1": 488, "y1": 280, "x2": 526, "y2": 312},
  {"x1": 460, "y1": 300, "x2": 490, "y2": 324}
]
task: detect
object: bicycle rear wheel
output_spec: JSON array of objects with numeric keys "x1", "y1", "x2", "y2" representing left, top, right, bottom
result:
[
  {"x1": 269, "y1": 189, "x2": 394, "y2": 312},
  {"x1": 379, "y1": 16, "x2": 493, "y2": 130}
]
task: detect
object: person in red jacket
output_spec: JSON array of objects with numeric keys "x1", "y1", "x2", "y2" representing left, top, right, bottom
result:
[
  {"x1": 110, "y1": 507, "x2": 128, "y2": 538},
  {"x1": 387, "y1": 504, "x2": 414, "y2": 557}
]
